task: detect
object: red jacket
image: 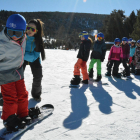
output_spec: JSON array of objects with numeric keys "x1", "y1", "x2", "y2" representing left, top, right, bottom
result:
[{"x1": 120, "y1": 43, "x2": 130, "y2": 59}]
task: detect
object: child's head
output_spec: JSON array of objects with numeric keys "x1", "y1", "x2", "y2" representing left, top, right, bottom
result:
[
  {"x1": 6, "y1": 14, "x2": 26, "y2": 41},
  {"x1": 114, "y1": 38, "x2": 121, "y2": 45},
  {"x1": 131, "y1": 40, "x2": 136, "y2": 47},
  {"x1": 79, "y1": 31, "x2": 88, "y2": 40},
  {"x1": 128, "y1": 38, "x2": 132, "y2": 44},
  {"x1": 26, "y1": 19, "x2": 44, "y2": 38},
  {"x1": 137, "y1": 40, "x2": 140, "y2": 47},
  {"x1": 122, "y1": 37, "x2": 128, "y2": 45},
  {"x1": 97, "y1": 32, "x2": 104, "y2": 41}
]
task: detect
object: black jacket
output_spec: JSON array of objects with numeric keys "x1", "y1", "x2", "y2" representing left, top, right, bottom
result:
[
  {"x1": 77, "y1": 40, "x2": 91, "y2": 62},
  {"x1": 90, "y1": 40, "x2": 106, "y2": 60}
]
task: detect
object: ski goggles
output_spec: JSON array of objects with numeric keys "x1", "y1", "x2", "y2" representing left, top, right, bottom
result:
[
  {"x1": 97, "y1": 37, "x2": 103, "y2": 40},
  {"x1": 26, "y1": 26, "x2": 37, "y2": 32},
  {"x1": 7, "y1": 28, "x2": 24, "y2": 38}
]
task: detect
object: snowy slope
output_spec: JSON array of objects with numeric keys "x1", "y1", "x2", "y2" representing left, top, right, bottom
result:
[{"x1": 0, "y1": 49, "x2": 140, "y2": 140}]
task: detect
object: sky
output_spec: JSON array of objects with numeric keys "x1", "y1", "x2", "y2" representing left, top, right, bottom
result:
[{"x1": 0, "y1": 0, "x2": 140, "y2": 16}]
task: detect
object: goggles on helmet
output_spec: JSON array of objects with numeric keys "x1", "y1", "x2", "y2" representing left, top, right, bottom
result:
[{"x1": 7, "y1": 28, "x2": 24, "y2": 38}]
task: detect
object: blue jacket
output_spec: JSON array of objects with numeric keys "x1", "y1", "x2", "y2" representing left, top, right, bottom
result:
[
  {"x1": 24, "y1": 35, "x2": 40, "y2": 63},
  {"x1": 130, "y1": 46, "x2": 136, "y2": 57}
]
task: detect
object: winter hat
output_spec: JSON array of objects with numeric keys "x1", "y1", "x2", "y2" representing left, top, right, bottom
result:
[
  {"x1": 79, "y1": 31, "x2": 89, "y2": 39},
  {"x1": 6, "y1": 14, "x2": 26, "y2": 30}
]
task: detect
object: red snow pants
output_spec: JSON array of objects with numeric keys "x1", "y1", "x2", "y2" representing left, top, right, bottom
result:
[
  {"x1": 1, "y1": 79, "x2": 28, "y2": 120},
  {"x1": 73, "y1": 59, "x2": 89, "y2": 80}
]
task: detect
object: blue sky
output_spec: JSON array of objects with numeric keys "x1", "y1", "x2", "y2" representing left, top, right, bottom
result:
[{"x1": 0, "y1": 0, "x2": 139, "y2": 16}]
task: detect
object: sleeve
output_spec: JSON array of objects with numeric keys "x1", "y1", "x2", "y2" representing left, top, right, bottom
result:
[
  {"x1": 83, "y1": 43, "x2": 91, "y2": 61},
  {"x1": 0, "y1": 44, "x2": 6, "y2": 61},
  {"x1": 108, "y1": 47, "x2": 113, "y2": 60},
  {"x1": 102, "y1": 43, "x2": 107, "y2": 59}
]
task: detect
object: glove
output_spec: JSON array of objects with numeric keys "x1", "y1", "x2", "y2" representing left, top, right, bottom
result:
[
  {"x1": 100, "y1": 58, "x2": 104, "y2": 62},
  {"x1": 81, "y1": 61, "x2": 86, "y2": 67}
]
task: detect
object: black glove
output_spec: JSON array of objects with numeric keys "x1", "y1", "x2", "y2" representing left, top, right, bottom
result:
[{"x1": 101, "y1": 58, "x2": 104, "y2": 62}]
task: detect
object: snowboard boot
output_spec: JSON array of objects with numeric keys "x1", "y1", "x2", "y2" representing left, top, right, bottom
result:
[
  {"x1": 70, "y1": 75, "x2": 81, "y2": 85},
  {"x1": 3, "y1": 114, "x2": 26, "y2": 131},
  {"x1": 88, "y1": 68, "x2": 93, "y2": 78},
  {"x1": 113, "y1": 73, "x2": 121, "y2": 78},
  {"x1": 31, "y1": 84, "x2": 42, "y2": 102},
  {"x1": 21, "y1": 115, "x2": 32, "y2": 125},
  {"x1": 81, "y1": 79, "x2": 88, "y2": 84},
  {"x1": 94, "y1": 75, "x2": 102, "y2": 82},
  {"x1": 29, "y1": 106, "x2": 41, "y2": 119},
  {"x1": 105, "y1": 72, "x2": 111, "y2": 76}
]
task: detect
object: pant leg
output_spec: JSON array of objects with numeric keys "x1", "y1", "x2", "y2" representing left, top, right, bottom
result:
[
  {"x1": 122, "y1": 60, "x2": 130, "y2": 75},
  {"x1": 97, "y1": 59, "x2": 101, "y2": 75},
  {"x1": 88, "y1": 59, "x2": 97, "y2": 72},
  {"x1": 1, "y1": 82, "x2": 18, "y2": 120},
  {"x1": 113, "y1": 61, "x2": 120, "y2": 75},
  {"x1": 81, "y1": 63, "x2": 89, "y2": 80},
  {"x1": 23, "y1": 60, "x2": 28, "y2": 72},
  {"x1": 73, "y1": 59, "x2": 83, "y2": 76},
  {"x1": 107, "y1": 60, "x2": 114, "y2": 73},
  {"x1": 30, "y1": 58, "x2": 43, "y2": 98},
  {"x1": 16, "y1": 79, "x2": 28, "y2": 118}
]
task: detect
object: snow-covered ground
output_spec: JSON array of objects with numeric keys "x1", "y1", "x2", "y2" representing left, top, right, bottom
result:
[{"x1": 0, "y1": 49, "x2": 140, "y2": 140}]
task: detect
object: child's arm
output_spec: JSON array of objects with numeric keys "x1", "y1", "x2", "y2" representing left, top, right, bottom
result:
[{"x1": 0, "y1": 44, "x2": 5, "y2": 61}]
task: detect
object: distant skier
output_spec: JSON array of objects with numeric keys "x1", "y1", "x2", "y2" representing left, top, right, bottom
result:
[
  {"x1": 129, "y1": 40, "x2": 136, "y2": 73},
  {"x1": 134, "y1": 40, "x2": 140, "y2": 75},
  {"x1": 120, "y1": 37, "x2": 130, "y2": 77},
  {"x1": 105, "y1": 38, "x2": 121, "y2": 78},
  {"x1": 88, "y1": 32, "x2": 106, "y2": 82},
  {"x1": 0, "y1": 14, "x2": 32, "y2": 131},
  {"x1": 70, "y1": 31, "x2": 92, "y2": 85},
  {"x1": 23, "y1": 19, "x2": 46, "y2": 101}
]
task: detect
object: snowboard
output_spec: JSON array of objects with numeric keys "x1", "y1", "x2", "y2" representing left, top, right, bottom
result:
[{"x1": 0, "y1": 104, "x2": 54, "y2": 140}]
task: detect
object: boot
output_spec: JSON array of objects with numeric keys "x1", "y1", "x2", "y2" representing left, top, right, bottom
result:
[
  {"x1": 70, "y1": 75, "x2": 81, "y2": 85},
  {"x1": 113, "y1": 73, "x2": 121, "y2": 78},
  {"x1": 31, "y1": 84, "x2": 42, "y2": 101},
  {"x1": 94, "y1": 75, "x2": 102, "y2": 82},
  {"x1": 81, "y1": 79, "x2": 88, "y2": 84},
  {"x1": 3, "y1": 114, "x2": 26, "y2": 131},
  {"x1": 105, "y1": 72, "x2": 111, "y2": 76},
  {"x1": 89, "y1": 68, "x2": 93, "y2": 78},
  {"x1": 21, "y1": 115, "x2": 32, "y2": 125}
]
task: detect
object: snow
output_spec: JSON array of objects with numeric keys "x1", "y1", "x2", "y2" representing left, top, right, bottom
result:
[{"x1": 1, "y1": 49, "x2": 140, "y2": 140}]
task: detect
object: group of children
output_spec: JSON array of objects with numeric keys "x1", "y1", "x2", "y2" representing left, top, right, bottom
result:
[
  {"x1": 70, "y1": 32, "x2": 140, "y2": 86},
  {"x1": 0, "y1": 14, "x2": 45, "y2": 131},
  {"x1": 70, "y1": 32, "x2": 106, "y2": 85}
]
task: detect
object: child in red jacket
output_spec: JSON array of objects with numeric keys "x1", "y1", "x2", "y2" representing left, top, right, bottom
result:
[
  {"x1": 120, "y1": 37, "x2": 130, "y2": 77},
  {"x1": 106, "y1": 38, "x2": 121, "y2": 77},
  {"x1": 0, "y1": 14, "x2": 32, "y2": 131}
]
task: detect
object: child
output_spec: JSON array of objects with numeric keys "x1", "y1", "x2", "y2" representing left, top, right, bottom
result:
[
  {"x1": 128, "y1": 38, "x2": 132, "y2": 47},
  {"x1": 23, "y1": 19, "x2": 46, "y2": 101},
  {"x1": 70, "y1": 31, "x2": 91, "y2": 85},
  {"x1": 120, "y1": 37, "x2": 130, "y2": 77},
  {"x1": 88, "y1": 32, "x2": 106, "y2": 82},
  {"x1": 105, "y1": 38, "x2": 121, "y2": 78},
  {"x1": 134, "y1": 40, "x2": 140, "y2": 75},
  {"x1": 0, "y1": 14, "x2": 32, "y2": 131},
  {"x1": 129, "y1": 40, "x2": 136, "y2": 73}
]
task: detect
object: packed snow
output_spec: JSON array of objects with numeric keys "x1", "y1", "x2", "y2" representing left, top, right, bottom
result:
[{"x1": 0, "y1": 49, "x2": 140, "y2": 140}]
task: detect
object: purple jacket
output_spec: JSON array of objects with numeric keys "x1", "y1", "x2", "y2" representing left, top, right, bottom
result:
[
  {"x1": 108, "y1": 45, "x2": 121, "y2": 61},
  {"x1": 120, "y1": 43, "x2": 130, "y2": 59}
]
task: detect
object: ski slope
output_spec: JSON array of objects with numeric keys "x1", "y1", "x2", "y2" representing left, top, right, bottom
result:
[{"x1": 0, "y1": 49, "x2": 140, "y2": 140}]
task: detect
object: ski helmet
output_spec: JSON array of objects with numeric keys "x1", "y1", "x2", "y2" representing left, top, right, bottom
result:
[
  {"x1": 114, "y1": 38, "x2": 121, "y2": 44},
  {"x1": 131, "y1": 40, "x2": 136, "y2": 43},
  {"x1": 6, "y1": 14, "x2": 26, "y2": 31},
  {"x1": 97, "y1": 32, "x2": 104, "y2": 39},
  {"x1": 137, "y1": 40, "x2": 140, "y2": 44},
  {"x1": 122, "y1": 37, "x2": 128, "y2": 42},
  {"x1": 128, "y1": 38, "x2": 132, "y2": 42},
  {"x1": 79, "y1": 31, "x2": 89, "y2": 39}
]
